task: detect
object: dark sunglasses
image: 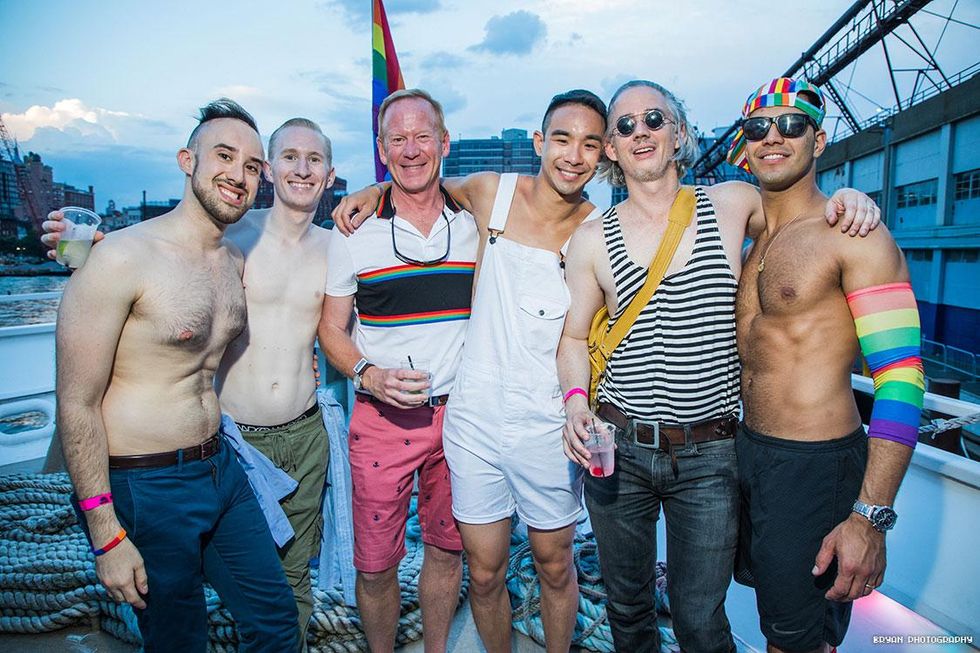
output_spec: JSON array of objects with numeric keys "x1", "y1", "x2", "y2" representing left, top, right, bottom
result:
[
  {"x1": 741, "y1": 113, "x2": 818, "y2": 141},
  {"x1": 391, "y1": 214, "x2": 451, "y2": 267},
  {"x1": 613, "y1": 109, "x2": 674, "y2": 137}
]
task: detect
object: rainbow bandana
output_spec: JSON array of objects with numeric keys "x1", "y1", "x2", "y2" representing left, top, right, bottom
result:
[{"x1": 726, "y1": 77, "x2": 826, "y2": 172}]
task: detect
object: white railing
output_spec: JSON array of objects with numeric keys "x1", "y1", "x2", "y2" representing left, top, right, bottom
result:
[{"x1": 852, "y1": 374, "x2": 980, "y2": 638}]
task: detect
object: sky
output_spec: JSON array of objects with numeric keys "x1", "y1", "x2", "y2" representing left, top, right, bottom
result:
[{"x1": 1, "y1": 0, "x2": 976, "y2": 210}]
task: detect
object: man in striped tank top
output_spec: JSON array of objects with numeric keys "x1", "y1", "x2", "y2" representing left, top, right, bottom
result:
[
  {"x1": 557, "y1": 80, "x2": 882, "y2": 653},
  {"x1": 731, "y1": 78, "x2": 923, "y2": 653}
]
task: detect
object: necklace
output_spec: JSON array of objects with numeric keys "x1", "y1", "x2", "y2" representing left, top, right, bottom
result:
[{"x1": 757, "y1": 214, "x2": 803, "y2": 272}]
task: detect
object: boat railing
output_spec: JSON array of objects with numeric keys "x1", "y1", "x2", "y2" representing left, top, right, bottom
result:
[{"x1": 923, "y1": 337, "x2": 978, "y2": 379}]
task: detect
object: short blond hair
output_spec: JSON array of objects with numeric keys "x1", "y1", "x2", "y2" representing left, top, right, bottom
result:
[
  {"x1": 268, "y1": 118, "x2": 332, "y2": 165},
  {"x1": 377, "y1": 89, "x2": 447, "y2": 141}
]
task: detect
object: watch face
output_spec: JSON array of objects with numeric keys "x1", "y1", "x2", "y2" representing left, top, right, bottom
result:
[{"x1": 872, "y1": 507, "x2": 897, "y2": 531}]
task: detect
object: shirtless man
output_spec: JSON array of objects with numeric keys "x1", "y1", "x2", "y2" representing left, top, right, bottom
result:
[
  {"x1": 335, "y1": 89, "x2": 608, "y2": 653},
  {"x1": 46, "y1": 118, "x2": 336, "y2": 648},
  {"x1": 730, "y1": 77, "x2": 923, "y2": 653},
  {"x1": 215, "y1": 118, "x2": 334, "y2": 648},
  {"x1": 557, "y1": 80, "x2": 880, "y2": 653},
  {"x1": 55, "y1": 99, "x2": 297, "y2": 651}
]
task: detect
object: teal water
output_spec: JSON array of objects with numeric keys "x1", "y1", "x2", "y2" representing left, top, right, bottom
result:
[{"x1": 0, "y1": 276, "x2": 66, "y2": 327}]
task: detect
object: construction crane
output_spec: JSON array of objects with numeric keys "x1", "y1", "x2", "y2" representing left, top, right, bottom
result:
[
  {"x1": 0, "y1": 114, "x2": 44, "y2": 234},
  {"x1": 690, "y1": 0, "x2": 968, "y2": 184}
]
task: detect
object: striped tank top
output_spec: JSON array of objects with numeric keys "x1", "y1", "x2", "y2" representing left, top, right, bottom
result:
[{"x1": 596, "y1": 186, "x2": 740, "y2": 423}]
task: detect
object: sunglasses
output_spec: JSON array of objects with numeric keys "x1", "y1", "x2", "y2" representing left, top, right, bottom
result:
[
  {"x1": 391, "y1": 213, "x2": 451, "y2": 267},
  {"x1": 741, "y1": 113, "x2": 818, "y2": 141},
  {"x1": 613, "y1": 109, "x2": 674, "y2": 137}
]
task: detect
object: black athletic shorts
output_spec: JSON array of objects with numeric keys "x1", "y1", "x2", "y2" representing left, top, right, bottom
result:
[{"x1": 736, "y1": 423, "x2": 868, "y2": 651}]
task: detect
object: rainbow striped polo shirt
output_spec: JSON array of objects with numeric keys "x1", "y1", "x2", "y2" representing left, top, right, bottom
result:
[{"x1": 324, "y1": 186, "x2": 478, "y2": 396}]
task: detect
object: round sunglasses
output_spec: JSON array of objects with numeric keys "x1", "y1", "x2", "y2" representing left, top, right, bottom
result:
[
  {"x1": 741, "y1": 113, "x2": 818, "y2": 141},
  {"x1": 613, "y1": 108, "x2": 674, "y2": 137}
]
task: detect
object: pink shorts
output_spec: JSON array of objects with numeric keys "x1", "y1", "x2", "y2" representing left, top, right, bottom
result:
[{"x1": 348, "y1": 395, "x2": 462, "y2": 573}]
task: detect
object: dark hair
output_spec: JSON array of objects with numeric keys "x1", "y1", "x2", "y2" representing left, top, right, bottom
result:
[
  {"x1": 541, "y1": 89, "x2": 607, "y2": 134},
  {"x1": 186, "y1": 98, "x2": 259, "y2": 148}
]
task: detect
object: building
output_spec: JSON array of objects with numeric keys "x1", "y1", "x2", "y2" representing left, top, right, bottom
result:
[
  {"x1": 443, "y1": 129, "x2": 540, "y2": 178},
  {"x1": 0, "y1": 151, "x2": 96, "y2": 233},
  {"x1": 252, "y1": 176, "x2": 348, "y2": 228},
  {"x1": 54, "y1": 182, "x2": 95, "y2": 212},
  {"x1": 815, "y1": 74, "x2": 980, "y2": 354},
  {"x1": 0, "y1": 158, "x2": 21, "y2": 221}
]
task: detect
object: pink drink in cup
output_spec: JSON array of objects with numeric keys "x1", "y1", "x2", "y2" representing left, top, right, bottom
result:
[{"x1": 586, "y1": 420, "x2": 617, "y2": 477}]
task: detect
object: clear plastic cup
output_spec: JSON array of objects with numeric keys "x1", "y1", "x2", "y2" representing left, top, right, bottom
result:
[
  {"x1": 400, "y1": 359, "x2": 431, "y2": 398},
  {"x1": 586, "y1": 420, "x2": 617, "y2": 477},
  {"x1": 55, "y1": 207, "x2": 102, "y2": 269}
]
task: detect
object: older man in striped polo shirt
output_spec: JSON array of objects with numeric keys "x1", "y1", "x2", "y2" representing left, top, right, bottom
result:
[{"x1": 320, "y1": 88, "x2": 472, "y2": 653}]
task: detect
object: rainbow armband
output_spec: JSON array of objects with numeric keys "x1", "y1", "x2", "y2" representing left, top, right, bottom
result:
[{"x1": 847, "y1": 282, "x2": 925, "y2": 448}]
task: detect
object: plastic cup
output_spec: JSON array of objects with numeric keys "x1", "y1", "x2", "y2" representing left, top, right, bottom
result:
[
  {"x1": 400, "y1": 359, "x2": 431, "y2": 398},
  {"x1": 585, "y1": 420, "x2": 617, "y2": 477},
  {"x1": 55, "y1": 207, "x2": 102, "y2": 269}
]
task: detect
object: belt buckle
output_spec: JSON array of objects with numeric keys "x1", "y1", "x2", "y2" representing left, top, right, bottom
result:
[{"x1": 628, "y1": 419, "x2": 660, "y2": 450}]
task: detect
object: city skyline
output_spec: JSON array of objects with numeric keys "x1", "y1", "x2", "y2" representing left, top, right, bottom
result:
[{"x1": 1, "y1": 0, "x2": 976, "y2": 209}]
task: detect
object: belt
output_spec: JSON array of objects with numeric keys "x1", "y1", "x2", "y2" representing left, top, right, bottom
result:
[
  {"x1": 356, "y1": 392, "x2": 449, "y2": 408},
  {"x1": 596, "y1": 403, "x2": 736, "y2": 476},
  {"x1": 236, "y1": 403, "x2": 320, "y2": 432},
  {"x1": 108, "y1": 433, "x2": 222, "y2": 469}
]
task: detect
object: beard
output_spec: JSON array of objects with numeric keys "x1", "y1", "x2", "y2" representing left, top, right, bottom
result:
[{"x1": 191, "y1": 170, "x2": 250, "y2": 225}]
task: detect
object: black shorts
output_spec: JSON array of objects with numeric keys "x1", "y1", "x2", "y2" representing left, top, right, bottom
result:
[{"x1": 736, "y1": 423, "x2": 867, "y2": 651}]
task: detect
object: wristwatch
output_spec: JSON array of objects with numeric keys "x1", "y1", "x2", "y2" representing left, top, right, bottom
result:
[
  {"x1": 852, "y1": 500, "x2": 898, "y2": 532},
  {"x1": 352, "y1": 358, "x2": 375, "y2": 391}
]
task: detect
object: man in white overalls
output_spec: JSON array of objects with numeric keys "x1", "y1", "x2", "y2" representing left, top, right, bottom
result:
[{"x1": 334, "y1": 90, "x2": 608, "y2": 653}]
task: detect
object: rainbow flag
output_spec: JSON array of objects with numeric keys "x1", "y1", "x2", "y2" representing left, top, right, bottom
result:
[{"x1": 372, "y1": 0, "x2": 405, "y2": 182}]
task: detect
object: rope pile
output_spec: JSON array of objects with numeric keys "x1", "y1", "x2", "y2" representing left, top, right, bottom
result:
[{"x1": 0, "y1": 473, "x2": 467, "y2": 652}]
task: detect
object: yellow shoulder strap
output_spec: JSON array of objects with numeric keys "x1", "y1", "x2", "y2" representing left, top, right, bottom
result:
[{"x1": 599, "y1": 186, "x2": 696, "y2": 355}]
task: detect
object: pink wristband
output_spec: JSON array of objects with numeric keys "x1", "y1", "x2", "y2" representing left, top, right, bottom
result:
[
  {"x1": 563, "y1": 387, "x2": 588, "y2": 403},
  {"x1": 78, "y1": 493, "x2": 112, "y2": 511}
]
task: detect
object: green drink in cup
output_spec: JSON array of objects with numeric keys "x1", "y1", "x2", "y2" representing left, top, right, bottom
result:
[
  {"x1": 401, "y1": 358, "x2": 431, "y2": 398},
  {"x1": 56, "y1": 207, "x2": 102, "y2": 269}
]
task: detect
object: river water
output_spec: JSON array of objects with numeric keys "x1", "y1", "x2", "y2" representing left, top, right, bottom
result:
[{"x1": 0, "y1": 276, "x2": 67, "y2": 327}]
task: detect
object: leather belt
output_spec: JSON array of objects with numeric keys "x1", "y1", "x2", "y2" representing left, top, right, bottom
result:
[
  {"x1": 356, "y1": 392, "x2": 449, "y2": 408},
  {"x1": 596, "y1": 403, "x2": 737, "y2": 450},
  {"x1": 108, "y1": 433, "x2": 221, "y2": 469}
]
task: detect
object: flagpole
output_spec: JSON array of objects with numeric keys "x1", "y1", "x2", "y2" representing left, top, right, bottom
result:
[{"x1": 372, "y1": 0, "x2": 406, "y2": 182}]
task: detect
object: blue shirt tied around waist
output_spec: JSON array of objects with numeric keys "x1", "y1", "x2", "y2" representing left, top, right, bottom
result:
[
  {"x1": 317, "y1": 387, "x2": 357, "y2": 607},
  {"x1": 221, "y1": 414, "x2": 297, "y2": 547}
]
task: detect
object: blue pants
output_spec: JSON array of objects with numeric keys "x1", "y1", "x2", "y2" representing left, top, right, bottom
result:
[
  {"x1": 101, "y1": 438, "x2": 298, "y2": 652},
  {"x1": 584, "y1": 432, "x2": 739, "y2": 653}
]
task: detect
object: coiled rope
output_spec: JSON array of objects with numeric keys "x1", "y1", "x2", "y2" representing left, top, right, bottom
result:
[{"x1": 0, "y1": 473, "x2": 467, "y2": 652}]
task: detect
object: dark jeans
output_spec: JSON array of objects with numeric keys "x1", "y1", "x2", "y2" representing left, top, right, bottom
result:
[
  {"x1": 584, "y1": 430, "x2": 738, "y2": 653},
  {"x1": 99, "y1": 438, "x2": 298, "y2": 652}
]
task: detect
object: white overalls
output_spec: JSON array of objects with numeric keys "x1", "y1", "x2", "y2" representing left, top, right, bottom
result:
[{"x1": 442, "y1": 173, "x2": 596, "y2": 529}]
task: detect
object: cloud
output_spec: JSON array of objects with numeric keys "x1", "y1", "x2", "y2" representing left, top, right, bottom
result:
[
  {"x1": 323, "y1": 0, "x2": 442, "y2": 24},
  {"x1": 419, "y1": 80, "x2": 467, "y2": 117},
  {"x1": 419, "y1": 51, "x2": 466, "y2": 72},
  {"x1": 469, "y1": 11, "x2": 547, "y2": 56},
  {"x1": 2, "y1": 99, "x2": 174, "y2": 146},
  {"x1": 600, "y1": 74, "x2": 639, "y2": 101}
]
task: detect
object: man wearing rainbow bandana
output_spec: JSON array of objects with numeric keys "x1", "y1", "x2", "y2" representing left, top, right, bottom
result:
[{"x1": 730, "y1": 77, "x2": 924, "y2": 653}]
